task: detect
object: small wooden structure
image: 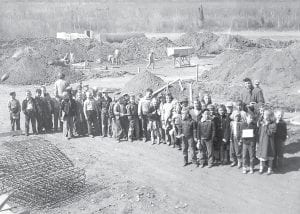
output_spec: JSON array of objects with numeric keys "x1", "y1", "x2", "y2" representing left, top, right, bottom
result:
[{"x1": 167, "y1": 47, "x2": 195, "y2": 68}]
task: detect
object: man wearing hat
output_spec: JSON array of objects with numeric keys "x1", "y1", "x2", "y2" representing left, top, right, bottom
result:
[
  {"x1": 240, "y1": 78, "x2": 264, "y2": 108},
  {"x1": 8, "y1": 91, "x2": 21, "y2": 131},
  {"x1": 99, "y1": 88, "x2": 112, "y2": 137}
]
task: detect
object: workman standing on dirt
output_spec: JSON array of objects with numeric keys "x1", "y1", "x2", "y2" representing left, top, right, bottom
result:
[
  {"x1": 146, "y1": 50, "x2": 155, "y2": 70},
  {"x1": 240, "y1": 78, "x2": 264, "y2": 108},
  {"x1": 54, "y1": 72, "x2": 70, "y2": 98},
  {"x1": 99, "y1": 88, "x2": 112, "y2": 137}
]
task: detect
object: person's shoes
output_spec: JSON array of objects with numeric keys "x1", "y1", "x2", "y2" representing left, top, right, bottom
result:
[
  {"x1": 178, "y1": 147, "x2": 182, "y2": 150},
  {"x1": 89, "y1": 135, "x2": 94, "y2": 138},
  {"x1": 183, "y1": 163, "x2": 189, "y2": 167},
  {"x1": 230, "y1": 162, "x2": 237, "y2": 167},
  {"x1": 67, "y1": 137, "x2": 71, "y2": 140},
  {"x1": 208, "y1": 164, "x2": 213, "y2": 168},
  {"x1": 242, "y1": 167, "x2": 247, "y2": 174},
  {"x1": 143, "y1": 138, "x2": 147, "y2": 143},
  {"x1": 201, "y1": 164, "x2": 205, "y2": 168},
  {"x1": 249, "y1": 168, "x2": 254, "y2": 174},
  {"x1": 237, "y1": 161, "x2": 242, "y2": 169},
  {"x1": 117, "y1": 139, "x2": 121, "y2": 143},
  {"x1": 151, "y1": 141, "x2": 155, "y2": 145},
  {"x1": 25, "y1": 133, "x2": 29, "y2": 136},
  {"x1": 267, "y1": 168, "x2": 273, "y2": 175},
  {"x1": 259, "y1": 168, "x2": 264, "y2": 174},
  {"x1": 130, "y1": 139, "x2": 133, "y2": 142}
]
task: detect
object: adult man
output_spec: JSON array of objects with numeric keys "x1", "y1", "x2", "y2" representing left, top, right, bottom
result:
[
  {"x1": 138, "y1": 88, "x2": 153, "y2": 142},
  {"x1": 54, "y1": 72, "x2": 70, "y2": 98},
  {"x1": 99, "y1": 88, "x2": 112, "y2": 137},
  {"x1": 240, "y1": 78, "x2": 264, "y2": 107},
  {"x1": 22, "y1": 90, "x2": 37, "y2": 136}
]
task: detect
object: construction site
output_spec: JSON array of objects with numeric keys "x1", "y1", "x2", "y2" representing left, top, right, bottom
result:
[{"x1": 0, "y1": 0, "x2": 300, "y2": 213}]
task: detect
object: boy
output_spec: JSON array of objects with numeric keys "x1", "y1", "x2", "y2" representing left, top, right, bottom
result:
[
  {"x1": 61, "y1": 91, "x2": 76, "y2": 140},
  {"x1": 216, "y1": 105, "x2": 227, "y2": 165},
  {"x1": 197, "y1": 109, "x2": 216, "y2": 168},
  {"x1": 84, "y1": 91, "x2": 99, "y2": 138},
  {"x1": 162, "y1": 93, "x2": 174, "y2": 145},
  {"x1": 241, "y1": 114, "x2": 257, "y2": 174},
  {"x1": 126, "y1": 95, "x2": 140, "y2": 142},
  {"x1": 113, "y1": 97, "x2": 126, "y2": 143},
  {"x1": 75, "y1": 91, "x2": 87, "y2": 136},
  {"x1": 230, "y1": 111, "x2": 243, "y2": 168},
  {"x1": 35, "y1": 88, "x2": 46, "y2": 134},
  {"x1": 221, "y1": 102, "x2": 233, "y2": 164},
  {"x1": 274, "y1": 109, "x2": 287, "y2": 170},
  {"x1": 179, "y1": 111, "x2": 197, "y2": 166},
  {"x1": 138, "y1": 88, "x2": 153, "y2": 142},
  {"x1": 171, "y1": 103, "x2": 182, "y2": 149},
  {"x1": 231, "y1": 100, "x2": 247, "y2": 122},
  {"x1": 8, "y1": 92, "x2": 21, "y2": 131},
  {"x1": 22, "y1": 90, "x2": 37, "y2": 136},
  {"x1": 108, "y1": 95, "x2": 117, "y2": 138}
]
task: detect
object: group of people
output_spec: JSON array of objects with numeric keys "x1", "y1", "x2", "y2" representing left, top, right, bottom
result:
[{"x1": 8, "y1": 75, "x2": 287, "y2": 175}]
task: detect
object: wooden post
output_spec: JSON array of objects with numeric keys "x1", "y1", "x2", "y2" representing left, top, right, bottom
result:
[
  {"x1": 189, "y1": 83, "x2": 193, "y2": 106},
  {"x1": 138, "y1": 67, "x2": 140, "y2": 73},
  {"x1": 196, "y1": 64, "x2": 199, "y2": 82}
]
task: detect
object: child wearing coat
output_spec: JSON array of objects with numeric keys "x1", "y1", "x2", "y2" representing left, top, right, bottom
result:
[
  {"x1": 274, "y1": 109, "x2": 287, "y2": 170},
  {"x1": 230, "y1": 111, "x2": 243, "y2": 168},
  {"x1": 257, "y1": 110, "x2": 277, "y2": 175},
  {"x1": 241, "y1": 114, "x2": 258, "y2": 174}
]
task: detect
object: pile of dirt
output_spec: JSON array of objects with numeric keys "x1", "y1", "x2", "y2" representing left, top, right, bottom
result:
[
  {"x1": 122, "y1": 71, "x2": 165, "y2": 95},
  {"x1": 200, "y1": 42, "x2": 300, "y2": 109},
  {"x1": 0, "y1": 56, "x2": 82, "y2": 85},
  {"x1": 119, "y1": 36, "x2": 175, "y2": 61},
  {"x1": 175, "y1": 32, "x2": 219, "y2": 55},
  {"x1": 255, "y1": 38, "x2": 295, "y2": 48}
]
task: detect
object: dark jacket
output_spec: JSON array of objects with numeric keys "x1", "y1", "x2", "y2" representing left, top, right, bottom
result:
[
  {"x1": 180, "y1": 118, "x2": 197, "y2": 138},
  {"x1": 22, "y1": 98, "x2": 37, "y2": 115},
  {"x1": 240, "y1": 86, "x2": 264, "y2": 105},
  {"x1": 148, "y1": 105, "x2": 160, "y2": 121},
  {"x1": 61, "y1": 98, "x2": 76, "y2": 118},
  {"x1": 126, "y1": 102, "x2": 138, "y2": 120},
  {"x1": 99, "y1": 96, "x2": 112, "y2": 113},
  {"x1": 223, "y1": 113, "x2": 232, "y2": 143},
  {"x1": 197, "y1": 120, "x2": 215, "y2": 141},
  {"x1": 275, "y1": 120, "x2": 287, "y2": 143}
]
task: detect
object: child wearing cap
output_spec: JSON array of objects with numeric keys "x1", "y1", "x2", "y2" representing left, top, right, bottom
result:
[
  {"x1": 8, "y1": 92, "x2": 21, "y2": 131},
  {"x1": 179, "y1": 111, "x2": 197, "y2": 166},
  {"x1": 171, "y1": 102, "x2": 182, "y2": 150},
  {"x1": 197, "y1": 109, "x2": 216, "y2": 168},
  {"x1": 274, "y1": 109, "x2": 287, "y2": 170},
  {"x1": 230, "y1": 111, "x2": 243, "y2": 168},
  {"x1": 241, "y1": 114, "x2": 258, "y2": 174},
  {"x1": 257, "y1": 110, "x2": 277, "y2": 175}
]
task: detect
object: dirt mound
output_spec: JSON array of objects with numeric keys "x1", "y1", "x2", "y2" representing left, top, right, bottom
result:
[
  {"x1": 200, "y1": 42, "x2": 300, "y2": 109},
  {"x1": 122, "y1": 71, "x2": 165, "y2": 95},
  {"x1": 175, "y1": 32, "x2": 219, "y2": 55},
  {"x1": 119, "y1": 36, "x2": 175, "y2": 61},
  {"x1": 0, "y1": 56, "x2": 82, "y2": 85},
  {"x1": 256, "y1": 38, "x2": 295, "y2": 48}
]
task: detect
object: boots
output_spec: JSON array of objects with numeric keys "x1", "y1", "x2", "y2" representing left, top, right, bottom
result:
[
  {"x1": 267, "y1": 160, "x2": 273, "y2": 175},
  {"x1": 259, "y1": 161, "x2": 264, "y2": 174}
]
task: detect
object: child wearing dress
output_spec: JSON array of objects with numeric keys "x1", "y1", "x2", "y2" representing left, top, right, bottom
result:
[{"x1": 257, "y1": 110, "x2": 277, "y2": 175}]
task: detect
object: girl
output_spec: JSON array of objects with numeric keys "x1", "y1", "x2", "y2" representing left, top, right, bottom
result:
[{"x1": 257, "y1": 109, "x2": 277, "y2": 175}]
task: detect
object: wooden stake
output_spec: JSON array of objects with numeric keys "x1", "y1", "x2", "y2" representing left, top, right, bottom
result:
[
  {"x1": 138, "y1": 67, "x2": 140, "y2": 73},
  {"x1": 196, "y1": 64, "x2": 199, "y2": 82}
]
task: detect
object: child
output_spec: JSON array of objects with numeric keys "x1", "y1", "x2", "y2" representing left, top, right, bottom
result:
[
  {"x1": 147, "y1": 98, "x2": 161, "y2": 145},
  {"x1": 171, "y1": 103, "x2": 182, "y2": 149},
  {"x1": 99, "y1": 89, "x2": 112, "y2": 137},
  {"x1": 108, "y1": 95, "x2": 117, "y2": 138},
  {"x1": 61, "y1": 91, "x2": 76, "y2": 140},
  {"x1": 222, "y1": 102, "x2": 234, "y2": 165},
  {"x1": 113, "y1": 96, "x2": 125, "y2": 143},
  {"x1": 257, "y1": 109, "x2": 277, "y2": 175},
  {"x1": 126, "y1": 95, "x2": 140, "y2": 142},
  {"x1": 230, "y1": 111, "x2": 243, "y2": 168},
  {"x1": 162, "y1": 93, "x2": 174, "y2": 145},
  {"x1": 231, "y1": 100, "x2": 247, "y2": 122},
  {"x1": 216, "y1": 105, "x2": 227, "y2": 165},
  {"x1": 8, "y1": 92, "x2": 21, "y2": 131},
  {"x1": 197, "y1": 109, "x2": 216, "y2": 168},
  {"x1": 274, "y1": 109, "x2": 287, "y2": 170},
  {"x1": 35, "y1": 88, "x2": 46, "y2": 134},
  {"x1": 241, "y1": 114, "x2": 257, "y2": 174},
  {"x1": 22, "y1": 90, "x2": 37, "y2": 136},
  {"x1": 189, "y1": 100, "x2": 202, "y2": 123},
  {"x1": 83, "y1": 91, "x2": 99, "y2": 138},
  {"x1": 179, "y1": 111, "x2": 197, "y2": 166}
]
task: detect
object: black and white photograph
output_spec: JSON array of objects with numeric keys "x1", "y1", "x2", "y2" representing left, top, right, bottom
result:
[{"x1": 0, "y1": 0, "x2": 299, "y2": 213}]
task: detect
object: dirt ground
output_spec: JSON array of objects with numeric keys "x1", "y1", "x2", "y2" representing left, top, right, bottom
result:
[{"x1": 1, "y1": 32, "x2": 300, "y2": 214}]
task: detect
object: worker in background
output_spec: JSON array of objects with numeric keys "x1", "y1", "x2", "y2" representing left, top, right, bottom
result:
[
  {"x1": 114, "y1": 49, "x2": 121, "y2": 65},
  {"x1": 146, "y1": 50, "x2": 155, "y2": 70},
  {"x1": 54, "y1": 72, "x2": 70, "y2": 99}
]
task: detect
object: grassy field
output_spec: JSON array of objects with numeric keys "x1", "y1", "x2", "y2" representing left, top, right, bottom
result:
[{"x1": 0, "y1": 0, "x2": 300, "y2": 39}]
